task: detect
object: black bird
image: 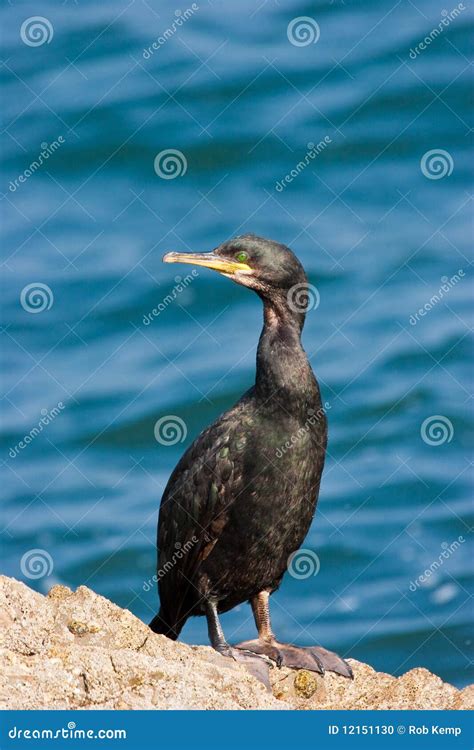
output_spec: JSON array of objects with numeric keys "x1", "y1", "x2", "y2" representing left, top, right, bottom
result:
[{"x1": 150, "y1": 234, "x2": 352, "y2": 680}]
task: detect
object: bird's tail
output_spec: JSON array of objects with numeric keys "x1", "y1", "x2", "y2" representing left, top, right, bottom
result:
[{"x1": 149, "y1": 608, "x2": 184, "y2": 641}]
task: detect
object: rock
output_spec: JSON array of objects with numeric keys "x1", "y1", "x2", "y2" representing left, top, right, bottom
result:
[
  {"x1": 269, "y1": 660, "x2": 473, "y2": 710},
  {"x1": 0, "y1": 576, "x2": 471, "y2": 710}
]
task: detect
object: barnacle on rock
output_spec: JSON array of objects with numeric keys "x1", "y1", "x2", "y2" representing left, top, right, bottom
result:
[
  {"x1": 67, "y1": 620, "x2": 100, "y2": 637},
  {"x1": 294, "y1": 670, "x2": 319, "y2": 699}
]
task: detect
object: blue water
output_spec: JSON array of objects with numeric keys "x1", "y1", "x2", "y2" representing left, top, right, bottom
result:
[{"x1": 1, "y1": 1, "x2": 472, "y2": 688}]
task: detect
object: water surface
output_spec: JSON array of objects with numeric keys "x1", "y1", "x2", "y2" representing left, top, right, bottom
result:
[{"x1": 1, "y1": 0, "x2": 472, "y2": 686}]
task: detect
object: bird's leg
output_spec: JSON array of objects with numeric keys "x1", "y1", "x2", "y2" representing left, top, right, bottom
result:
[
  {"x1": 205, "y1": 598, "x2": 232, "y2": 656},
  {"x1": 204, "y1": 599, "x2": 273, "y2": 687},
  {"x1": 235, "y1": 591, "x2": 353, "y2": 679}
]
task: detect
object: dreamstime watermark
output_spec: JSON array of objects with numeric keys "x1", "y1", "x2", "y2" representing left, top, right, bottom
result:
[
  {"x1": 287, "y1": 549, "x2": 320, "y2": 579},
  {"x1": 20, "y1": 282, "x2": 54, "y2": 313},
  {"x1": 154, "y1": 415, "x2": 187, "y2": 445},
  {"x1": 409, "y1": 270, "x2": 465, "y2": 325},
  {"x1": 143, "y1": 270, "x2": 198, "y2": 325},
  {"x1": 420, "y1": 149, "x2": 454, "y2": 179},
  {"x1": 20, "y1": 16, "x2": 53, "y2": 46},
  {"x1": 20, "y1": 548, "x2": 54, "y2": 579},
  {"x1": 143, "y1": 5, "x2": 199, "y2": 58},
  {"x1": 8, "y1": 724, "x2": 126, "y2": 741},
  {"x1": 421, "y1": 415, "x2": 454, "y2": 446},
  {"x1": 9, "y1": 402, "x2": 65, "y2": 459},
  {"x1": 409, "y1": 536, "x2": 465, "y2": 591},
  {"x1": 276, "y1": 404, "x2": 330, "y2": 459},
  {"x1": 287, "y1": 17, "x2": 320, "y2": 47},
  {"x1": 287, "y1": 282, "x2": 320, "y2": 313},
  {"x1": 154, "y1": 149, "x2": 187, "y2": 179},
  {"x1": 409, "y1": 4, "x2": 466, "y2": 59},
  {"x1": 275, "y1": 137, "x2": 332, "y2": 192},
  {"x1": 143, "y1": 537, "x2": 199, "y2": 591},
  {"x1": 9, "y1": 138, "x2": 65, "y2": 192}
]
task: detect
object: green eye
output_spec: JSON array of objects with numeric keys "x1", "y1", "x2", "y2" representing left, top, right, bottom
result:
[{"x1": 235, "y1": 251, "x2": 249, "y2": 263}]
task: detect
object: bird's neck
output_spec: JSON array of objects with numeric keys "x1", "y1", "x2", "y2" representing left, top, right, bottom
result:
[{"x1": 255, "y1": 297, "x2": 319, "y2": 410}]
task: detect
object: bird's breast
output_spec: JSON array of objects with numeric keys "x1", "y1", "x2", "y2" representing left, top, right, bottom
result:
[{"x1": 224, "y1": 405, "x2": 326, "y2": 535}]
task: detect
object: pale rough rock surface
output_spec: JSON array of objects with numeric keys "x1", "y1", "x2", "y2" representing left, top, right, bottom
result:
[{"x1": 0, "y1": 576, "x2": 472, "y2": 711}]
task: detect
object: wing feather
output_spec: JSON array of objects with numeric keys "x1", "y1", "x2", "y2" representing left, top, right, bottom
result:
[{"x1": 157, "y1": 411, "x2": 243, "y2": 621}]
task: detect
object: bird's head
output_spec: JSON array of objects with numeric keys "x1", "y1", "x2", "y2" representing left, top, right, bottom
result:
[{"x1": 163, "y1": 234, "x2": 308, "y2": 321}]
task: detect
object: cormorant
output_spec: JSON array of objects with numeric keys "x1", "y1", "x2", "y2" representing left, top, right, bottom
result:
[{"x1": 150, "y1": 234, "x2": 352, "y2": 681}]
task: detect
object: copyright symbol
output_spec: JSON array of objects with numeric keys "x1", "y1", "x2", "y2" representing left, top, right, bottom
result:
[{"x1": 397, "y1": 725, "x2": 405, "y2": 734}]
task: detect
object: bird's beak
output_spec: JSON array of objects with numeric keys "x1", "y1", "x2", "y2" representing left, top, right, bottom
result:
[{"x1": 163, "y1": 251, "x2": 253, "y2": 276}]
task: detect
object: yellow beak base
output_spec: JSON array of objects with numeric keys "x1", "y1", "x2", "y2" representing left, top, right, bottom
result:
[{"x1": 163, "y1": 252, "x2": 253, "y2": 275}]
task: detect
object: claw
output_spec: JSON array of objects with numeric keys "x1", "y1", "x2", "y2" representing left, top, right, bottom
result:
[
  {"x1": 306, "y1": 645, "x2": 353, "y2": 679},
  {"x1": 309, "y1": 651, "x2": 326, "y2": 675},
  {"x1": 235, "y1": 647, "x2": 274, "y2": 668}
]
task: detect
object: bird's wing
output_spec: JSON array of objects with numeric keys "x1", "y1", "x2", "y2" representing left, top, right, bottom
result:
[{"x1": 157, "y1": 406, "x2": 246, "y2": 621}]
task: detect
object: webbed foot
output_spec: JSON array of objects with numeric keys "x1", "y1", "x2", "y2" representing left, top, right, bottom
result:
[
  {"x1": 215, "y1": 643, "x2": 273, "y2": 689},
  {"x1": 235, "y1": 639, "x2": 353, "y2": 679}
]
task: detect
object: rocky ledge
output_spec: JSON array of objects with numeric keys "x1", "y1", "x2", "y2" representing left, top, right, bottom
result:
[{"x1": 0, "y1": 576, "x2": 472, "y2": 710}]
